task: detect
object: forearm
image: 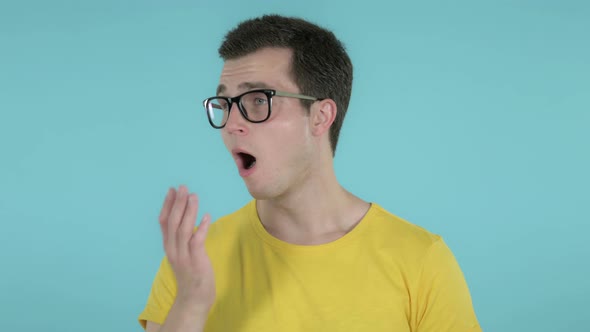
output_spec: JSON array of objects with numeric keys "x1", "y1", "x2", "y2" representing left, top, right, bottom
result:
[{"x1": 158, "y1": 299, "x2": 210, "y2": 332}]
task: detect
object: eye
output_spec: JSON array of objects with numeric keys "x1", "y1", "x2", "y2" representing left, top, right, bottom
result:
[{"x1": 254, "y1": 98, "x2": 267, "y2": 105}]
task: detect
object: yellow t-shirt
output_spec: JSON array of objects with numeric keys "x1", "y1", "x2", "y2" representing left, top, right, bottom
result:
[{"x1": 138, "y1": 201, "x2": 481, "y2": 331}]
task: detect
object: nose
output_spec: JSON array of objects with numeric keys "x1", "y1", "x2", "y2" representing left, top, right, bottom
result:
[{"x1": 223, "y1": 102, "x2": 248, "y2": 135}]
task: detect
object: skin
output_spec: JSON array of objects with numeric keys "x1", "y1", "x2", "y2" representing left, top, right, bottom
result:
[{"x1": 147, "y1": 47, "x2": 370, "y2": 332}]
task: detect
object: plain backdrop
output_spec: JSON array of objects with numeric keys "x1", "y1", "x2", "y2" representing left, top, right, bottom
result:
[{"x1": 1, "y1": 1, "x2": 588, "y2": 331}]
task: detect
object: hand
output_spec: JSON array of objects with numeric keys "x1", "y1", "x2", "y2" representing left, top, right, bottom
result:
[{"x1": 159, "y1": 185, "x2": 215, "y2": 314}]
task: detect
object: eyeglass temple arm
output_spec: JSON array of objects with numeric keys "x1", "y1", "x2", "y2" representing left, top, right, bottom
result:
[{"x1": 274, "y1": 91, "x2": 319, "y2": 101}]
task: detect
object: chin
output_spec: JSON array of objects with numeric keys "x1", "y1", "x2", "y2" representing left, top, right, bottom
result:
[
  {"x1": 244, "y1": 180, "x2": 282, "y2": 201},
  {"x1": 246, "y1": 186, "x2": 275, "y2": 201}
]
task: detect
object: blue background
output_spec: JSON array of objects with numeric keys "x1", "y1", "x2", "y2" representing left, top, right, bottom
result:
[{"x1": 1, "y1": 1, "x2": 588, "y2": 331}]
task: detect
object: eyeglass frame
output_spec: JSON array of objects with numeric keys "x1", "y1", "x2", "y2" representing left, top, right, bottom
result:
[{"x1": 202, "y1": 89, "x2": 322, "y2": 129}]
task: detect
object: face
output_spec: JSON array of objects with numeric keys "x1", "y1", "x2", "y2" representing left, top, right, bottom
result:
[{"x1": 217, "y1": 47, "x2": 316, "y2": 199}]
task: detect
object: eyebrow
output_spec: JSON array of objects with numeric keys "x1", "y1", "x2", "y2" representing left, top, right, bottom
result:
[{"x1": 216, "y1": 81, "x2": 272, "y2": 96}]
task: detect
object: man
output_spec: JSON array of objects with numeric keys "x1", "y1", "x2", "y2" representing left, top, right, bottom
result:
[{"x1": 138, "y1": 14, "x2": 481, "y2": 332}]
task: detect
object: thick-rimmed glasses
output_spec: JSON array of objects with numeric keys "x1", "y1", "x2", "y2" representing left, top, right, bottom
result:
[{"x1": 202, "y1": 89, "x2": 320, "y2": 129}]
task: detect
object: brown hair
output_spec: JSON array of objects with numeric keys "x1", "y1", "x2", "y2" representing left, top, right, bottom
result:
[{"x1": 218, "y1": 14, "x2": 353, "y2": 155}]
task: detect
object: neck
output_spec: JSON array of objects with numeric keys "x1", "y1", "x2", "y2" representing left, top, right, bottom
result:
[{"x1": 256, "y1": 154, "x2": 370, "y2": 245}]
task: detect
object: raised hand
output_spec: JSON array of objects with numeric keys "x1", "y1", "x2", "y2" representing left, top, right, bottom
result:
[{"x1": 159, "y1": 185, "x2": 216, "y2": 314}]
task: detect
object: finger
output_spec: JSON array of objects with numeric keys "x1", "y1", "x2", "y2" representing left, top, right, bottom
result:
[
  {"x1": 167, "y1": 185, "x2": 189, "y2": 259},
  {"x1": 159, "y1": 188, "x2": 176, "y2": 250},
  {"x1": 177, "y1": 193, "x2": 199, "y2": 262},
  {"x1": 190, "y1": 213, "x2": 212, "y2": 251},
  {"x1": 158, "y1": 187, "x2": 175, "y2": 223}
]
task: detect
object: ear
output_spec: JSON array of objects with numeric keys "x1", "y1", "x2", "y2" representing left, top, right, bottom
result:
[{"x1": 310, "y1": 99, "x2": 337, "y2": 137}]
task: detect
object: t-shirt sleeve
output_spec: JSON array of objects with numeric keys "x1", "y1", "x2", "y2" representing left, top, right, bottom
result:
[
  {"x1": 413, "y1": 238, "x2": 482, "y2": 332},
  {"x1": 138, "y1": 256, "x2": 178, "y2": 329}
]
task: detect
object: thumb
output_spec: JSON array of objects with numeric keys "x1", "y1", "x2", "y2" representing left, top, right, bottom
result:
[{"x1": 192, "y1": 213, "x2": 212, "y2": 243}]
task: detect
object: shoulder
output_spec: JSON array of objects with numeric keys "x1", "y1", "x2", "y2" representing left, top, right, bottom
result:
[{"x1": 365, "y1": 203, "x2": 442, "y2": 256}]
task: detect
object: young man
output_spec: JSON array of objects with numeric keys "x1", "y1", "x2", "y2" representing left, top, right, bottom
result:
[{"x1": 138, "y1": 14, "x2": 481, "y2": 332}]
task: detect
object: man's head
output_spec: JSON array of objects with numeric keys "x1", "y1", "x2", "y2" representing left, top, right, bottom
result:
[
  {"x1": 208, "y1": 15, "x2": 353, "y2": 199},
  {"x1": 217, "y1": 14, "x2": 353, "y2": 155}
]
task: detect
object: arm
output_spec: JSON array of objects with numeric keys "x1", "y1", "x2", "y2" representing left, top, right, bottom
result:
[
  {"x1": 413, "y1": 238, "x2": 482, "y2": 332},
  {"x1": 145, "y1": 299, "x2": 208, "y2": 332},
  {"x1": 146, "y1": 322, "x2": 161, "y2": 332}
]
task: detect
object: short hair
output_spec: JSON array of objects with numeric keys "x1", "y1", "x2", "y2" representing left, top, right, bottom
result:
[{"x1": 218, "y1": 14, "x2": 353, "y2": 155}]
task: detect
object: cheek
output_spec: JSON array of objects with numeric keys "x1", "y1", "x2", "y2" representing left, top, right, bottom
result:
[
  {"x1": 270, "y1": 119, "x2": 309, "y2": 148},
  {"x1": 221, "y1": 131, "x2": 232, "y2": 150},
  {"x1": 272, "y1": 105, "x2": 311, "y2": 134},
  {"x1": 268, "y1": 121, "x2": 313, "y2": 163}
]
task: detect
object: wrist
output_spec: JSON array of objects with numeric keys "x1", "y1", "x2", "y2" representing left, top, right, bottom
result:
[
  {"x1": 161, "y1": 296, "x2": 210, "y2": 332},
  {"x1": 174, "y1": 294, "x2": 212, "y2": 316}
]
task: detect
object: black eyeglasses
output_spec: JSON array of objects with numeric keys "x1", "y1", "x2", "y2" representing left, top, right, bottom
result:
[{"x1": 202, "y1": 89, "x2": 321, "y2": 129}]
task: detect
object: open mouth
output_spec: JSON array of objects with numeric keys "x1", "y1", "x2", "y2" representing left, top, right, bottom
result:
[{"x1": 237, "y1": 152, "x2": 257, "y2": 170}]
